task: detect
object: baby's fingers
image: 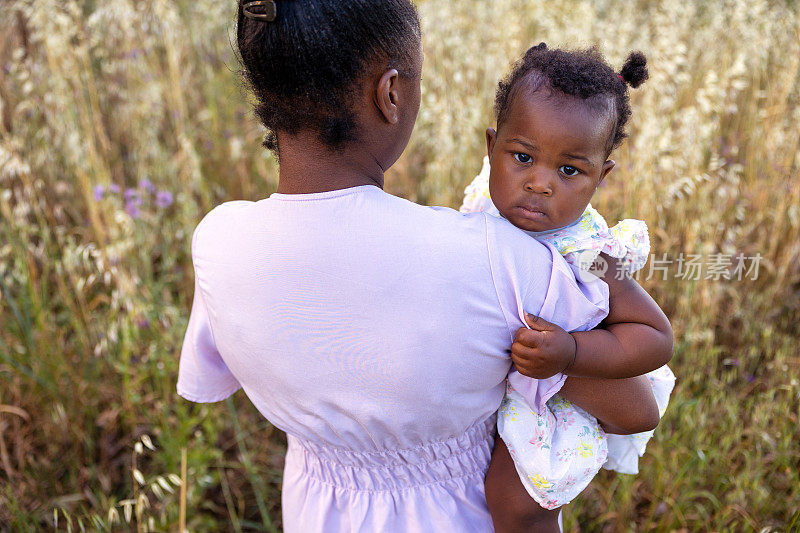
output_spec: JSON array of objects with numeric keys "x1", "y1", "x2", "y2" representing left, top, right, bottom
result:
[
  {"x1": 510, "y1": 340, "x2": 538, "y2": 361},
  {"x1": 514, "y1": 327, "x2": 543, "y2": 348},
  {"x1": 510, "y1": 344, "x2": 554, "y2": 379},
  {"x1": 524, "y1": 313, "x2": 557, "y2": 332}
]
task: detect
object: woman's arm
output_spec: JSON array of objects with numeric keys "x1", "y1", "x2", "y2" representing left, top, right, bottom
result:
[{"x1": 510, "y1": 254, "x2": 673, "y2": 380}]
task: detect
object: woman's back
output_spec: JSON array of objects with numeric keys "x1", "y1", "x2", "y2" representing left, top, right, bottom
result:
[{"x1": 178, "y1": 184, "x2": 607, "y2": 531}]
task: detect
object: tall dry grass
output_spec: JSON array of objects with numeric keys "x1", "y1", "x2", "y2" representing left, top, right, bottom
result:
[{"x1": 1, "y1": 0, "x2": 798, "y2": 530}]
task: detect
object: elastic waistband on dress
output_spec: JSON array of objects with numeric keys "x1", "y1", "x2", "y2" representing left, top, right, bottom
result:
[{"x1": 285, "y1": 418, "x2": 495, "y2": 492}]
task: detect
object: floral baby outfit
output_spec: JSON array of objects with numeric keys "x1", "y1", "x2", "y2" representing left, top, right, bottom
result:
[{"x1": 461, "y1": 157, "x2": 676, "y2": 509}]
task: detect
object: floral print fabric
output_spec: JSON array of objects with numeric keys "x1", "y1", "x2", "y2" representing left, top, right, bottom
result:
[{"x1": 499, "y1": 382, "x2": 609, "y2": 508}]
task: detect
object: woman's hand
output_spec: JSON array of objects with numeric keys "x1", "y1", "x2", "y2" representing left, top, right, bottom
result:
[{"x1": 510, "y1": 313, "x2": 577, "y2": 379}]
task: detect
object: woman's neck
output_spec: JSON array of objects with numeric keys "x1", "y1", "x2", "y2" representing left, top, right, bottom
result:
[{"x1": 275, "y1": 132, "x2": 386, "y2": 194}]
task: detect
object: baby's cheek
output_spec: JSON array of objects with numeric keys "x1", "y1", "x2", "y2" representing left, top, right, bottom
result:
[
  {"x1": 489, "y1": 185, "x2": 511, "y2": 212},
  {"x1": 493, "y1": 197, "x2": 510, "y2": 214}
]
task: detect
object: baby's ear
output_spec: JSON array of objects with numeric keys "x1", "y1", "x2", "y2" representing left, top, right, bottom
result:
[
  {"x1": 599, "y1": 159, "x2": 615, "y2": 185},
  {"x1": 485, "y1": 128, "x2": 497, "y2": 159}
]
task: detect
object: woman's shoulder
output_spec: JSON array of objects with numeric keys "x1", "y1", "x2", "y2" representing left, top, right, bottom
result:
[
  {"x1": 191, "y1": 200, "x2": 256, "y2": 255},
  {"x1": 378, "y1": 191, "x2": 492, "y2": 235},
  {"x1": 401, "y1": 197, "x2": 553, "y2": 263}
]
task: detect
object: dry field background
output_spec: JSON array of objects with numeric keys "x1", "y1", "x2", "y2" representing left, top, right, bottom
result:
[{"x1": 1, "y1": 0, "x2": 799, "y2": 531}]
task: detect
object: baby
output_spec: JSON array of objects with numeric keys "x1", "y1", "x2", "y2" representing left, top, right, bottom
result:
[{"x1": 461, "y1": 43, "x2": 676, "y2": 530}]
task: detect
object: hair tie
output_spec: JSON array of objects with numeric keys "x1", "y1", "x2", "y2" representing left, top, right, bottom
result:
[
  {"x1": 243, "y1": 0, "x2": 277, "y2": 21},
  {"x1": 618, "y1": 74, "x2": 625, "y2": 81}
]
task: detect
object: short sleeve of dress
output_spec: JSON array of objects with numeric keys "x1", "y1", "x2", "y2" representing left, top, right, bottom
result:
[
  {"x1": 176, "y1": 223, "x2": 241, "y2": 403},
  {"x1": 507, "y1": 242, "x2": 610, "y2": 412},
  {"x1": 485, "y1": 217, "x2": 609, "y2": 412},
  {"x1": 536, "y1": 241, "x2": 609, "y2": 333}
]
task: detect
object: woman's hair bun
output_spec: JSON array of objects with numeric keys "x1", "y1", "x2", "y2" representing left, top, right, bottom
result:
[{"x1": 619, "y1": 51, "x2": 648, "y2": 88}]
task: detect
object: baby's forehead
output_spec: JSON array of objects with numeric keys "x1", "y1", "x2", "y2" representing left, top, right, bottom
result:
[
  {"x1": 507, "y1": 85, "x2": 616, "y2": 147},
  {"x1": 519, "y1": 79, "x2": 614, "y2": 119}
]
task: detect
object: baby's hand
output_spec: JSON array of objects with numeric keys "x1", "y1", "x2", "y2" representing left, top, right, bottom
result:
[{"x1": 511, "y1": 313, "x2": 577, "y2": 379}]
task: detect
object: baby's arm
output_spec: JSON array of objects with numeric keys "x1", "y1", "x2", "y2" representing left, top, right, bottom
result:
[
  {"x1": 569, "y1": 253, "x2": 673, "y2": 378},
  {"x1": 511, "y1": 253, "x2": 673, "y2": 380},
  {"x1": 558, "y1": 374, "x2": 659, "y2": 434}
]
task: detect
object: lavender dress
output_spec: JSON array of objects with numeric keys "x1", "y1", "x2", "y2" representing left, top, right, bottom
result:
[{"x1": 177, "y1": 185, "x2": 607, "y2": 532}]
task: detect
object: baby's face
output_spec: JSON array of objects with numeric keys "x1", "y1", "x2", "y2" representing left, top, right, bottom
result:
[{"x1": 487, "y1": 88, "x2": 615, "y2": 232}]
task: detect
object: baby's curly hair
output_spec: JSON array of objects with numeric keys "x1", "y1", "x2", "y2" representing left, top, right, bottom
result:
[{"x1": 495, "y1": 43, "x2": 649, "y2": 154}]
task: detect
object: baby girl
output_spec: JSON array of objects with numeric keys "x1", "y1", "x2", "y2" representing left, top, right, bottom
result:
[{"x1": 461, "y1": 43, "x2": 676, "y2": 531}]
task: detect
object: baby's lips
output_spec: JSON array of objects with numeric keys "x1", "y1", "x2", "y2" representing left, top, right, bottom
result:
[{"x1": 513, "y1": 205, "x2": 549, "y2": 221}]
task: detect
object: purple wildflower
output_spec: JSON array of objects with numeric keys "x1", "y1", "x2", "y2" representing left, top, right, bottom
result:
[
  {"x1": 2, "y1": 64, "x2": 10, "y2": 75},
  {"x1": 746, "y1": 374, "x2": 755, "y2": 383},
  {"x1": 125, "y1": 188, "x2": 143, "y2": 217},
  {"x1": 109, "y1": 183, "x2": 120, "y2": 194},
  {"x1": 125, "y1": 202, "x2": 141, "y2": 219},
  {"x1": 155, "y1": 190, "x2": 174, "y2": 208},
  {"x1": 93, "y1": 184, "x2": 105, "y2": 200},
  {"x1": 139, "y1": 178, "x2": 156, "y2": 194}
]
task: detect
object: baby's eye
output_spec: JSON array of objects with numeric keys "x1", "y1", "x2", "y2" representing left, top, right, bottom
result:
[
  {"x1": 514, "y1": 153, "x2": 532, "y2": 164},
  {"x1": 559, "y1": 165, "x2": 580, "y2": 177}
]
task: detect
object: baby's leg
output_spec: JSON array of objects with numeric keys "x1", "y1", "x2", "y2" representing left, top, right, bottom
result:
[{"x1": 485, "y1": 434, "x2": 561, "y2": 533}]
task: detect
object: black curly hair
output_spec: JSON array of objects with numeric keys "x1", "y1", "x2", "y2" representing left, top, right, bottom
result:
[
  {"x1": 236, "y1": 0, "x2": 421, "y2": 154},
  {"x1": 494, "y1": 43, "x2": 649, "y2": 155}
]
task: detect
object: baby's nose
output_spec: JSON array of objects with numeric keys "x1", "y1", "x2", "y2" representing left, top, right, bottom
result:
[{"x1": 523, "y1": 170, "x2": 553, "y2": 195}]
